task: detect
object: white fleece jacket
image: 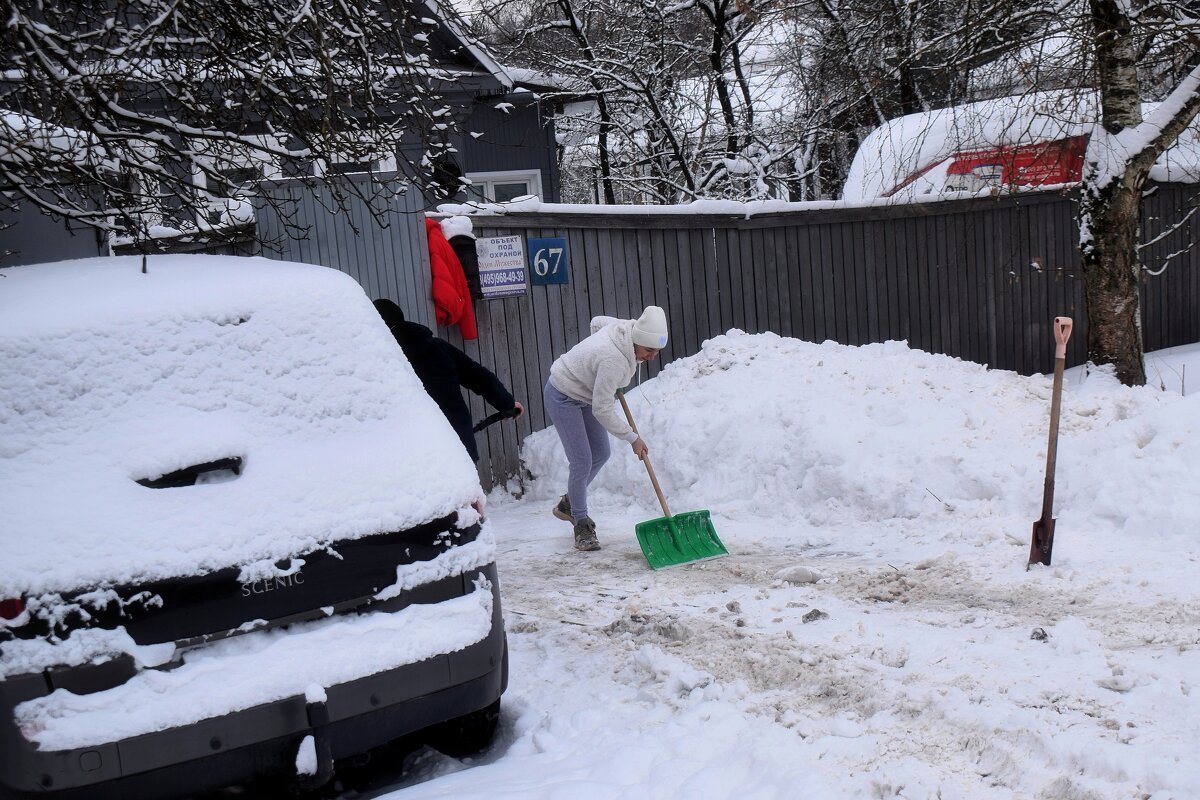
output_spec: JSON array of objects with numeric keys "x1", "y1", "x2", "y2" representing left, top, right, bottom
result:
[{"x1": 549, "y1": 316, "x2": 640, "y2": 441}]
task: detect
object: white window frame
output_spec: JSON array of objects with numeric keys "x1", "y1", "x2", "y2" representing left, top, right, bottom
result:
[
  {"x1": 189, "y1": 137, "x2": 283, "y2": 228},
  {"x1": 311, "y1": 143, "x2": 398, "y2": 177},
  {"x1": 463, "y1": 169, "x2": 542, "y2": 202},
  {"x1": 190, "y1": 137, "x2": 283, "y2": 194}
]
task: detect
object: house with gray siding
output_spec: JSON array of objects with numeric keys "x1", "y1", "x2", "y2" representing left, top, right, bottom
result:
[{"x1": 0, "y1": 0, "x2": 561, "y2": 265}]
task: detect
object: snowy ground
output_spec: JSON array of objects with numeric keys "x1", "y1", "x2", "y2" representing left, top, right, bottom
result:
[{"x1": 350, "y1": 332, "x2": 1200, "y2": 800}]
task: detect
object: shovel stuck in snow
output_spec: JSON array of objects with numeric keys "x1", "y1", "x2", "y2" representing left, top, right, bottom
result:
[
  {"x1": 618, "y1": 392, "x2": 728, "y2": 570},
  {"x1": 1028, "y1": 316, "x2": 1073, "y2": 568}
]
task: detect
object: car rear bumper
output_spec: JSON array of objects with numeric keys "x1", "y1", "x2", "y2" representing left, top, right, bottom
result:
[{"x1": 0, "y1": 564, "x2": 507, "y2": 800}]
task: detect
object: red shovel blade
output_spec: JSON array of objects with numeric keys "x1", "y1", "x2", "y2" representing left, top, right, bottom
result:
[{"x1": 1029, "y1": 516, "x2": 1056, "y2": 567}]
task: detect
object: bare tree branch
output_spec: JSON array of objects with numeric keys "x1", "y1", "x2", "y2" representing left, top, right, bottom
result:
[{"x1": 0, "y1": 0, "x2": 472, "y2": 247}]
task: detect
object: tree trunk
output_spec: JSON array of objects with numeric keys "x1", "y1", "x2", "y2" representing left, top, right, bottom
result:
[
  {"x1": 1080, "y1": 0, "x2": 1147, "y2": 385},
  {"x1": 555, "y1": 0, "x2": 616, "y2": 204},
  {"x1": 711, "y1": 35, "x2": 740, "y2": 158},
  {"x1": 1079, "y1": 0, "x2": 1200, "y2": 386},
  {"x1": 596, "y1": 96, "x2": 617, "y2": 205},
  {"x1": 700, "y1": 0, "x2": 740, "y2": 158},
  {"x1": 1079, "y1": 176, "x2": 1146, "y2": 385}
]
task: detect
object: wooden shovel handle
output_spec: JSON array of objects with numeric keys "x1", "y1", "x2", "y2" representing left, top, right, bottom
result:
[
  {"x1": 1031, "y1": 316, "x2": 1073, "y2": 567},
  {"x1": 618, "y1": 393, "x2": 671, "y2": 518},
  {"x1": 1040, "y1": 317, "x2": 1073, "y2": 521}
]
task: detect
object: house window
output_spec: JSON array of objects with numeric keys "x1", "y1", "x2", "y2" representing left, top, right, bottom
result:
[
  {"x1": 464, "y1": 170, "x2": 542, "y2": 203},
  {"x1": 312, "y1": 143, "x2": 397, "y2": 177},
  {"x1": 326, "y1": 160, "x2": 377, "y2": 175},
  {"x1": 213, "y1": 165, "x2": 264, "y2": 194},
  {"x1": 191, "y1": 138, "x2": 282, "y2": 226},
  {"x1": 192, "y1": 139, "x2": 281, "y2": 192}
]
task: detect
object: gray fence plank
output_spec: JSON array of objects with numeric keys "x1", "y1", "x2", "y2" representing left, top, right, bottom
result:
[
  {"x1": 964, "y1": 210, "x2": 985, "y2": 364},
  {"x1": 750, "y1": 228, "x2": 769, "y2": 336},
  {"x1": 634, "y1": 228, "x2": 655, "y2": 331},
  {"x1": 855, "y1": 221, "x2": 872, "y2": 342},
  {"x1": 620, "y1": 229, "x2": 642, "y2": 316},
  {"x1": 650, "y1": 229, "x2": 673, "y2": 364},
  {"x1": 780, "y1": 225, "x2": 798, "y2": 339},
  {"x1": 713, "y1": 228, "x2": 734, "y2": 332},
  {"x1": 856, "y1": 220, "x2": 876, "y2": 345},
  {"x1": 759, "y1": 229, "x2": 779, "y2": 336},
  {"x1": 675, "y1": 229, "x2": 698, "y2": 356},
  {"x1": 699, "y1": 228, "x2": 715, "y2": 345},
  {"x1": 810, "y1": 223, "x2": 830, "y2": 341},
  {"x1": 797, "y1": 225, "x2": 818, "y2": 342},
  {"x1": 609, "y1": 225, "x2": 632, "y2": 320},
  {"x1": 711, "y1": 229, "x2": 730, "y2": 329},
  {"x1": 895, "y1": 217, "x2": 908, "y2": 345},
  {"x1": 734, "y1": 227, "x2": 750, "y2": 332}
]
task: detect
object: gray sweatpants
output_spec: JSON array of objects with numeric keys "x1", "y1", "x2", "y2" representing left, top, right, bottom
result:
[{"x1": 543, "y1": 379, "x2": 611, "y2": 521}]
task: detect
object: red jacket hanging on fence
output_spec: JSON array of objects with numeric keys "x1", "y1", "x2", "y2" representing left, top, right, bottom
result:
[{"x1": 425, "y1": 217, "x2": 478, "y2": 340}]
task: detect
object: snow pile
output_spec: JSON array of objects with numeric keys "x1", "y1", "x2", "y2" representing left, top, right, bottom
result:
[
  {"x1": 523, "y1": 330, "x2": 1194, "y2": 551},
  {"x1": 295, "y1": 735, "x2": 318, "y2": 777}
]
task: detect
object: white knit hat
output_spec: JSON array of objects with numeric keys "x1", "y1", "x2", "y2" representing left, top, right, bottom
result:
[{"x1": 632, "y1": 305, "x2": 669, "y2": 349}]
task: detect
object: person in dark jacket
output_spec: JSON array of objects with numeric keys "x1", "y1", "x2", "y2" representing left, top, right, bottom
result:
[
  {"x1": 374, "y1": 299, "x2": 522, "y2": 462},
  {"x1": 441, "y1": 215, "x2": 483, "y2": 300}
]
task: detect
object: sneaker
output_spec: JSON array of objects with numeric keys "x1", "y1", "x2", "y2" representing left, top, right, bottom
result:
[
  {"x1": 552, "y1": 494, "x2": 573, "y2": 522},
  {"x1": 573, "y1": 517, "x2": 600, "y2": 551}
]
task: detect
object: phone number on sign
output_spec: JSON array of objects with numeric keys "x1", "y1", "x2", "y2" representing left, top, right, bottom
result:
[{"x1": 481, "y1": 269, "x2": 525, "y2": 286}]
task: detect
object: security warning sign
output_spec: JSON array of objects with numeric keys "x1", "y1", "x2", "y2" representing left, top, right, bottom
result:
[{"x1": 476, "y1": 235, "x2": 527, "y2": 299}]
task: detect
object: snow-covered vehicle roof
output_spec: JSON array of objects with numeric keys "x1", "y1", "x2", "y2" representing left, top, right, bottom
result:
[
  {"x1": 843, "y1": 91, "x2": 1200, "y2": 201},
  {"x1": 0, "y1": 255, "x2": 483, "y2": 598}
]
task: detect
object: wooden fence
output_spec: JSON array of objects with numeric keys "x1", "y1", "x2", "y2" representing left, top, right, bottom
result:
[
  {"x1": 255, "y1": 174, "x2": 438, "y2": 331},
  {"x1": 20, "y1": 175, "x2": 1190, "y2": 489},
  {"x1": 447, "y1": 184, "x2": 1199, "y2": 488}
]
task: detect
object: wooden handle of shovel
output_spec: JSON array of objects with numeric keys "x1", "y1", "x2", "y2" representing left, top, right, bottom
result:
[
  {"x1": 1030, "y1": 316, "x2": 1073, "y2": 567},
  {"x1": 1043, "y1": 317, "x2": 1073, "y2": 497},
  {"x1": 618, "y1": 393, "x2": 671, "y2": 518}
]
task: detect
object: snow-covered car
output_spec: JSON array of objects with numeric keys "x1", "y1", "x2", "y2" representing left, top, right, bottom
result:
[
  {"x1": 0, "y1": 255, "x2": 506, "y2": 799},
  {"x1": 841, "y1": 89, "x2": 1200, "y2": 201}
]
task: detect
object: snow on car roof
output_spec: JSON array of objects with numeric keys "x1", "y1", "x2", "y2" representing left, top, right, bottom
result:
[
  {"x1": 843, "y1": 90, "x2": 1200, "y2": 200},
  {"x1": 0, "y1": 255, "x2": 482, "y2": 598}
]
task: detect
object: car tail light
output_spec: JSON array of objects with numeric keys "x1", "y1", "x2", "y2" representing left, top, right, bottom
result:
[{"x1": 0, "y1": 598, "x2": 25, "y2": 620}]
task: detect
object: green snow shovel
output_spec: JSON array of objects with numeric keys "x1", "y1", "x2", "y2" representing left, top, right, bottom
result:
[{"x1": 619, "y1": 392, "x2": 728, "y2": 569}]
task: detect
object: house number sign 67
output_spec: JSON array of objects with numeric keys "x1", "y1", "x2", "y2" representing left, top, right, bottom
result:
[{"x1": 528, "y1": 237, "x2": 569, "y2": 286}]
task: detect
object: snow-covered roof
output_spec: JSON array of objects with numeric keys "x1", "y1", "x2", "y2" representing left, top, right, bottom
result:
[
  {"x1": 0, "y1": 111, "x2": 113, "y2": 169},
  {"x1": 0, "y1": 255, "x2": 482, "y2": 598},
  {"x1": 423, "y1": 0, "x2": 513, "y2": 91},
  {"x1": 503, "y1": 67, "x2": 591, "y2": 97}
]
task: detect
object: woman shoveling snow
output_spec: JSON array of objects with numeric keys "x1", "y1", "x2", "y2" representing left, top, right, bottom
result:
[{"x1": 543, "y1": 306, "x2": 668, "y2": 551}]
